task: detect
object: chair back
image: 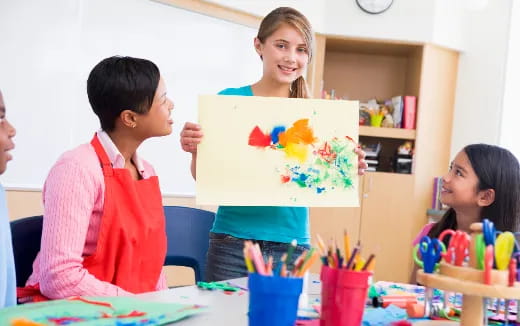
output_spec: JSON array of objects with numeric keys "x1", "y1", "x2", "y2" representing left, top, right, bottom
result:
[
  {"x1": 10, "y1": 215, "x2": 43, "y2": 287},
  {"x1": 163, "y1": 206, "x2": 215, "y2": 282}
]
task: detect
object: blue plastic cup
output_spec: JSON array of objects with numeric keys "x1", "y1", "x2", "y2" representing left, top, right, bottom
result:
[{"x1": 248, "y1": 273, "x2": 303, "y2": 326}]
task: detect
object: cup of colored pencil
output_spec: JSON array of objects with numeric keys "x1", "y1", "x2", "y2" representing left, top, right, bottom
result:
[
  {"x1": 244, "y1": 240, "x2": 319, "y2": 326},
  {"x1": 317, "y1": 232, "x2": 375, "y2": 326}
]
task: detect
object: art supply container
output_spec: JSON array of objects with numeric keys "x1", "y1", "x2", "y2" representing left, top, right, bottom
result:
[
  {"x1": 248, "y1": 273, "x2": 303, "y2": 326},
  {"x1": 370, "y1": 114, "x2": 384, "y2": 127},
  {"x1": 335, "y1": 269, "x2": 372, "y2": 326},
  {"x1": 320, "y1": 266, "x2": 372, "y2": 326},
  {"x1": 320, "y1": 265, "x2": 340, "y2": 326}
]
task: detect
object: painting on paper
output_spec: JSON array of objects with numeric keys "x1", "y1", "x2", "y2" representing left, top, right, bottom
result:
[{"x1": 196, "y1": 95, "x2": 359, "y2": 207}]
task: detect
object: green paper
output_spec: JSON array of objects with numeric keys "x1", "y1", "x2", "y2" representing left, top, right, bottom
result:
[{"x1": 0, "y1": 296, "x2": 206, "y2": 325}]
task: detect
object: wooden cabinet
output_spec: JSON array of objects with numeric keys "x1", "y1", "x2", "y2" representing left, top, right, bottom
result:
[{"x1": 308, "y1": 35, "x2": 459, "y2": 283}]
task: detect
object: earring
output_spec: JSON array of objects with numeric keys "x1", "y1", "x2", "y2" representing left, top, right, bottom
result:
[{"x1": 132, "y1": 124, "x2": 137, "y2": 128}]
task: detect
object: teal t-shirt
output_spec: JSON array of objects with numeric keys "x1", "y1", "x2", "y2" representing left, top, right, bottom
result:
[{"x1": 211, "y1": 85, "x2": 310, "y2": 245}]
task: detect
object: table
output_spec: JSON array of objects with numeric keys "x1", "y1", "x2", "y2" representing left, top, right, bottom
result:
[
  {"x1": 136, "y1": 275, "x2": 322, "y2": 325},
  {"x1": 137, "y1": 275, "x2": 459, "y2": 325}
]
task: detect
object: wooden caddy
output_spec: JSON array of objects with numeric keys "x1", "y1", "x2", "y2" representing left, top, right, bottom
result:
[{"x1": 416, "y1": 223, "x2": 520, "y2": 326}]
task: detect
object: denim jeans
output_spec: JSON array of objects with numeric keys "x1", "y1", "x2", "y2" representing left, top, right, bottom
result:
[{"x1": 205, "y1": 232, "x2": 310, "y2": 282}]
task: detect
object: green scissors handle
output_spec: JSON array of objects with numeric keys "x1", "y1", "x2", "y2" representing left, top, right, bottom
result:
[{"x1": 413, "y1": 240, "x2": 447, "y2": 272}]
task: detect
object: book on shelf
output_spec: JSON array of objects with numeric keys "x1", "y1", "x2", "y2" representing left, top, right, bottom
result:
[
  {"x1": 431, "y1": 176, "x2": 448, "y2": 211},
  {"x1": 403, "y1": 95, "x2": 417, "y2": 129},
  {"x1": 391, "y1": 96, "x2": 403, "y2": 128}
]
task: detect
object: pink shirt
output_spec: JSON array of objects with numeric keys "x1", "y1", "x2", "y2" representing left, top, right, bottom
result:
[
  {"x1": 27, "y1": 131, "x2": 167, "y2": 299},
  {"x1": 412, "y1": 223, "x2": 435, "y2": 246}
]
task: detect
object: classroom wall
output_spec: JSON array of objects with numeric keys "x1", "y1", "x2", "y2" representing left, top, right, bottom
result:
[
  {"x1": 449, "y1": 0, "x2": 513, "y2": 156},
  {"x1": 499, "y1": 0, "x2": 520, "y2": 159}
]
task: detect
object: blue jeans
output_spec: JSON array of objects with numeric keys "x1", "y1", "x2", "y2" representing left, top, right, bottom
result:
[{"x1": 205, "y1": 232, "x2": 310, "y2": 282}]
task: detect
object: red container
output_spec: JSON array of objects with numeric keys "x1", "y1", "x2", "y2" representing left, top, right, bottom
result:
[
  {"x1": 320, "y1": 266, "x2": 339, "y2": 326},
  {"x1": 320, "y1": 266, "x2": 372, "y2": 326}
]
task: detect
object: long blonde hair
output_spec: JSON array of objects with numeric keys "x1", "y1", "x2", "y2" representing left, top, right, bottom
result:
[{"x1": 257, "y1": 7, "x2": 314, "y2": 99}]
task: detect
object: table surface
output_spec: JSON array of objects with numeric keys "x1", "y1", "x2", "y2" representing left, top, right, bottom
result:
[
  {"x1": 136, "y1": 275, "x2": 322, "y2": 325},
  {"x1": 136, "y1": 275, "x2": 459, "y2": 325}
]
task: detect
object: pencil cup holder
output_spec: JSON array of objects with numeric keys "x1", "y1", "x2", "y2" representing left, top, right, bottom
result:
[
  {"x1": 320, "y1": 266, "x2": 340, "y2": 326},
  {"x1": 320, "y1": 266, "x2": 372, "y2": 326},
  {"x1": 370, "y1": 115, "x2": 384, "y2": 127},
  {"x1": 248, "y1": 273, "x2": 303, "y2": 326},
  {"x1": 335, "y1": 269, "x2": 372, "y2": 326}
]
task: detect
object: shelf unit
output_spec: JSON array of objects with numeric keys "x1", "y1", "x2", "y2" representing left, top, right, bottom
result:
[
  {"x1": 359, "y1": 126, "x2": 416, "y2": 140},
  {"x1": 307, "y1": 34, "x2": 459, "y2": 282}
]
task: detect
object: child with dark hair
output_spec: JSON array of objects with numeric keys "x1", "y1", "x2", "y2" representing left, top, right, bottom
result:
[
  {"x1": 0, "y1": 90, "x2": 17, "y2": 307},
  {"x1": 411, "y1": 143, "x2": 520, "y2": 282},
  {"x1": 19, "y1": 56, "x2": 174, "y2": 301}
]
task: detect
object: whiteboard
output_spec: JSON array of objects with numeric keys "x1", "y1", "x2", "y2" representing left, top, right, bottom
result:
[{"x1": 0, "y1": 0, "x2": 261, "y2": 196}]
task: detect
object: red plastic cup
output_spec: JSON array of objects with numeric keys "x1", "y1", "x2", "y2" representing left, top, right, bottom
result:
[
  {"x1": 320, "y1": 266, "x2": 372, "y2": 326},
  {"x1": 320, "y1": 265, "x2": 339, "y2": 326},
  {"x1": 336, "y1": 269, "x2": 372, "y2": 326}
]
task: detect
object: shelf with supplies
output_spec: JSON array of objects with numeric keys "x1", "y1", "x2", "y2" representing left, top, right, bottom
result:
[
  {"x1": 359, "y1": 126, "x2": 416, "y2": 140},
  {"x1": 307, "y1": 33, "x2": 459, "y2": 283}
]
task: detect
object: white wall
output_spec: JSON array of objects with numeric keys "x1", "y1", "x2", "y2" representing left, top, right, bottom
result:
[
  {"x1": 449, "y1": 0, "x2": 513, "y2": 155},
  {"x1": 499, "y1": 0, "x2": 520, "y2": 158}
]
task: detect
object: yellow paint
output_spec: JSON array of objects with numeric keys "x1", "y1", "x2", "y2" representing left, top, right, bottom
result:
[{"x1": 285, "y1": 143, "x2": 309, "y2": 162}]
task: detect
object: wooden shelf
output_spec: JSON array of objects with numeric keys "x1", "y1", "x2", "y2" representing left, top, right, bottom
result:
[{"x1": 359, "y1": 126, "x2": 416, "y2": 139}]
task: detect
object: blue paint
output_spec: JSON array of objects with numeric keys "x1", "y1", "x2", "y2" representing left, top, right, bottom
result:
[
  {"x1": 316, "y1": 187, "x2": 325, "y2": 194},
  {"x1": 270, "y1": 125, "x2": 286, "y2": 144}
]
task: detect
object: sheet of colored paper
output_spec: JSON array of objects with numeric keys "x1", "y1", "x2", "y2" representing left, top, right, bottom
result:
[
  {"x1": 1, "y1": 296, "x2": 205, "y2": 325},
  {"x1": 196, "y1": 95, "x2": 360, "y2": 207}
]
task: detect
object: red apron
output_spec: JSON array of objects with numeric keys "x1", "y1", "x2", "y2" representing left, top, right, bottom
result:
[{"x1": 18, "y1": 134, "x2": 167, "y2": 301}]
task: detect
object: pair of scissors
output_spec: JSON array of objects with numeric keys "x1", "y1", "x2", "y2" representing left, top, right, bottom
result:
[
  {"x1": 482, "y1": 218, "x2": 496, "y2": 246},
  {"x1": 495, "y1": 231, "x2": 516, "y2": 270},
  {"x1": 413, "y1": 236, "x2": 446, "y2": 273},
  {"x1": 439, "y1": 230, "x2": 470, "y2": 266}
]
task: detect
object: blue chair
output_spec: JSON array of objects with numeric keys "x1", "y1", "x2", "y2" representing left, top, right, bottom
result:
[
  {"x1": 10, "y1": 215, "x2": 43, "y2": 287},
  {"x1": 163, "y1": 206, "x2": 215, "y2": 282}
]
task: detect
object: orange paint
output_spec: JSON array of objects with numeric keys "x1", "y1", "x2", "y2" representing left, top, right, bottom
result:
[
  {"x1": 278, "y1": 119, "x2": 317, "y2": 162},
  {"x1": 278, "y1": 119, "x2": 316, "y2": 147}
]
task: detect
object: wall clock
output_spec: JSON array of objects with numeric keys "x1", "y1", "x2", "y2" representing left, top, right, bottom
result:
[{"x1": 356, "y1": 0, "x2": 393, "y2": 14}]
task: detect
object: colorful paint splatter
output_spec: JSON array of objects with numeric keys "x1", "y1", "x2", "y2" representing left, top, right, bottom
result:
[{"x1": 248, "y1": 119, "x2": 356, "y2": 194}]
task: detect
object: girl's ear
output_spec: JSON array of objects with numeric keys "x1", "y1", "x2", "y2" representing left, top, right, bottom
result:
[
  {"x1": 120, "y1": 109, "x2": 138, "y2": 129},
  {"x1": 254, "y1": 37, "x2": 263, "y2": 59},
  {"x1": 477, "y1": 188, "x2": 496, "y2": 207}
]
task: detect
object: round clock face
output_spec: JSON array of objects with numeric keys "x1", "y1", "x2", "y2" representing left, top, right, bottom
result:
[{"x1": 356, "y1": 0, "x2": 393, "y2": 14}]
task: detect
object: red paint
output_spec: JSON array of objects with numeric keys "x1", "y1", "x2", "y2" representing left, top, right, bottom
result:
[
  {"x1": 117, "y1": 310, "x2": 146, "y2": 318},
  {"x1": 317, "y1": 141, "x2": 337, "y2": 163},
  {"x1": 69, "y1": 296, "x2": 114, "y2": 309},
  {"x1": 48, "y1": 317, "x2": 84, "y2": 324},
  {"x1": 248, "y1": 126, "x2": 271, "y2": 147},
  {"x1": 281, "y1": 175, "x2": 291, "y2": 183}
]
